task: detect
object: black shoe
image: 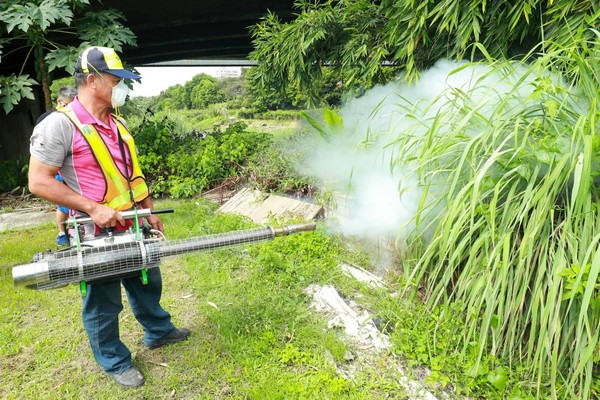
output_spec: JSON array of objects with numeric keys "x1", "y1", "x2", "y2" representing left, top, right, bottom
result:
[
  {"x1": 109, "y1": 367, "x2": 145, "y2": 388},
  {"x1": 147, "y1": 328, "x2": 191, "y2": 349}
]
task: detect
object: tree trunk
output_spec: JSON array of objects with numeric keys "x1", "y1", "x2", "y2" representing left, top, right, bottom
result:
[{"x1": 35, "y1": 45, "x2": 52, "y2": 111}]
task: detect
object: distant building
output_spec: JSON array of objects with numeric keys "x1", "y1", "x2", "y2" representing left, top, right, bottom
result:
[{"x1": 216, "y1": 67, "x2": 241, "y2": 79}]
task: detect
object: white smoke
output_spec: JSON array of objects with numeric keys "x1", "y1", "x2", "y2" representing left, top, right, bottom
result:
[
  {"x1": 297, "y1": 59, "x2": 583, "y2": 247},
  {"x1": 296, "y1": 60, "x2": 459, "y2": 241}
]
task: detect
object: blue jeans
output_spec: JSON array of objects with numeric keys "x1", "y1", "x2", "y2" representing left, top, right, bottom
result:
[{"x1": 81, "y1": 267, "x2": 176, "y2": 374}]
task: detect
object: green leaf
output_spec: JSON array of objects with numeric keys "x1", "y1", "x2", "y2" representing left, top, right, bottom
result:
[
  {"x1": 490, "y1": 314, "x2": 499, "y2": 330},
  {"x1": 0, "y1": 4, "x2": 34, "y2": 33},
  {"x1": 323, "y1": 107, "x2": 344, "y2": 132},
  {"x1": 0, "y1": 0, "x2": 73, "y2": 33},
  {"x1": 77, "y1": 10, "x2": 138, "y2": 50},
  {"x1": 301, "y1": 111, "x2": 332, "y2": 141},
  {"x1": 545, "y1": 99, "x2": 558, "y2": 119},
  {"x1": 487, "y1": 368, "x2": 508, "y2": 392},
  {"x1": 0, "y1": 74, "x2": 37, "y2": 114},
  {"x1": 37, "y1": 0, "x2": 73, "y2": 30},
  {"x1": 78, "y1": 24, "x2": 137, "y2": 51},
  {"x1": 301, "y1": 107, "x2": 345, "y2": 143},
  {"x1": 45, "y1": 44, "x2": 89, "y2": 74}
]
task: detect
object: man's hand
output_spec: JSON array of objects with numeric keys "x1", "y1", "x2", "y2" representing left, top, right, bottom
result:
[
  {"x1": 89, "y1": 203, "x2": 126, "y2": 228},
  {"x1": 146, "y1": 214, "x2": 164, "y2": 232}
]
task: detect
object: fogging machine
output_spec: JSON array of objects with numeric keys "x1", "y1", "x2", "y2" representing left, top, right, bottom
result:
[{"x1": 12, "y1": 208, "x2": 316, "y2": 295}]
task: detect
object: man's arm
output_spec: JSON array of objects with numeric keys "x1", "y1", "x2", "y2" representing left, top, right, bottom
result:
[{"x1": 28, "y1": 156, "x2": 126, "y2": 228}]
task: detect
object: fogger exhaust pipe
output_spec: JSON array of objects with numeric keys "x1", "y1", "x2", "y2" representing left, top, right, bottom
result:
[{"x1": 12, "y1": 222, "x2": 316, "y2": 291}]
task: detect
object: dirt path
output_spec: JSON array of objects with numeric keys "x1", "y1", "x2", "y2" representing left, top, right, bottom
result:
[
  {"x1": 0, "y1": 207, "x2": 55, "y2": 232},
  {"x1": 0, "y1": 192, "x2": 56, "y2": 232}
]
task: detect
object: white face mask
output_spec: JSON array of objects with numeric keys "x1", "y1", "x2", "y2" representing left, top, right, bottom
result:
[{"x1": 111, "y1": 80, "x2": 129, "y2": 108}]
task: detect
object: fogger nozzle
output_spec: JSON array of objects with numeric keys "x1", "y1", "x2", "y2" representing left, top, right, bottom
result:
[{"x1": 273, "y1": 222, "x2": 316, "y2": 236}]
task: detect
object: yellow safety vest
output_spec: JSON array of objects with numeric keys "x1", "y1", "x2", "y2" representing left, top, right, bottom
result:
[{"x1": 59, "y1": 107, "x2": 149, "y2": 211}]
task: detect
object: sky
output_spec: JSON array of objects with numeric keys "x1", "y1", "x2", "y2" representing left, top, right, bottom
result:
[{"x1": 129, "y1": 66, "x2": 241, "y2": 97}]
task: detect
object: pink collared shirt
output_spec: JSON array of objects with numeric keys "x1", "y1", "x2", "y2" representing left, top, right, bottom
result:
[{"x1": 69, "y1": 98, "x2": 133, "y2": 203}]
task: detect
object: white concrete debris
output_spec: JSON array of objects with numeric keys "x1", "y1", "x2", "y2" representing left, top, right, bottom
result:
[
  {"x1": 219, "y1": 187, "x2": 323, "y2": 224},
  {"x1": 339, "y1": 263, "x2": 386, "y2": 289},
  {"x1": 305, "y1": 284, "x2": 390, "y2": 350},
  {"x1": 305, "y1": 282, "x2": 438, "y2": 400}
]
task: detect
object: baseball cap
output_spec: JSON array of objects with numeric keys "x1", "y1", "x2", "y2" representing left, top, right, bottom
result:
[{"x1": 76, "y1": 46, "x2": 141, "y2": 80}]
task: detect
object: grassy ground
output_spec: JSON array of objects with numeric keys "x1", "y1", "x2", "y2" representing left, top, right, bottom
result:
[
  {"x1": 0, "y1": 199, "x2": 410, "y2": 399},
  {"x1": 243, "y1": 119, "x2": 304, "y2": 140}
]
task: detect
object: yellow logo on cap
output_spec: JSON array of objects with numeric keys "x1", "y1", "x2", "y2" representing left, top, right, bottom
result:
[{"x1": 100, "y1": 48, "x2": 124, "y2": 70}]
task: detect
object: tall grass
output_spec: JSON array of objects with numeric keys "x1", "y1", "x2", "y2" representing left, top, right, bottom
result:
[
  {"x1": 381, "y1": 36, "x2": 600, "y2": 397},
  {"x1": 297, "y1": 33, "x2": 600, "y2": 396}
]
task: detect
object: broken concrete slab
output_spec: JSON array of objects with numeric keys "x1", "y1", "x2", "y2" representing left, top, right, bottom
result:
[
  {"x1": 339, "y1": 263, "x2": 386, "y2": 289},
  {"x1": 305, "y1": 284, "x2": 390, "y2": 350},
  {"x1": 305, "y1": 282, "x2": 438, "y2": 400},
  {"x1": 218, "y1": 187, "x2": 323, "y2": 224}
]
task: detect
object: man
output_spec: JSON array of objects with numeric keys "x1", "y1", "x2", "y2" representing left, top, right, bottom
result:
[
  {"x1": 36, "y1": 85, "x2": 78, "y2": 124},
  {"x1": 28, "y1": 46, "x2": 190, "y2": 388},
  {"x1": 36, "y1": 85, "x2": 78, "y2": 246}
]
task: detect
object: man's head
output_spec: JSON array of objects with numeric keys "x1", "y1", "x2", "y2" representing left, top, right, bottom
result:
[
  {"x1": 74, "y1": 46, "x2": 140, "y2": 88},
  {"x1": 56, "y1": 86, "x2": 77, "y2": 107},
  {"x1": 74, "y1": 46, "x2": 140, "y2": 108}
]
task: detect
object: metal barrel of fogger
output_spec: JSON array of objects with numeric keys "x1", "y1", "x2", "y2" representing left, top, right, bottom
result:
[
  {"x1": 159, "y1": 222, "x2": 316, "y2": 257},
  {"x1": 12, "y1": 222, "x2": 316, "y2": 290}
]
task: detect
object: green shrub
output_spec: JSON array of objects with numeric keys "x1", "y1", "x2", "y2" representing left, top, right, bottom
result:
[
  {"x1": 240, "y1": 109, "x2": 302, "y2": 120},
  {"x1": 132, "y1": 113, "x2": 310, "y2": 199},
  {"x1": 243, "y1": 142, "x2": 317, "y2": 198},
  {"x1": 145, "y1": 121, "x2": 272, "y2": 198},
  {"x1": 0, "y1": 157, "x2": 28, "y2": 192},
  {"x1": 237, "y1": 108, "x2": 256, "y2": 119},
  {"x1": 134, "y1": 115, "x2": 184, "y2": 184},
  {"x1": 260, "y1": 110, "x2": 301, "y2": 120}
]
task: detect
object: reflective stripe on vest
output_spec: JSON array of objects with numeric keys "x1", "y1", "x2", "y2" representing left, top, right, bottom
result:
[{"x1": 59, "y1": 107, "x2": 149, "y2": 211}]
